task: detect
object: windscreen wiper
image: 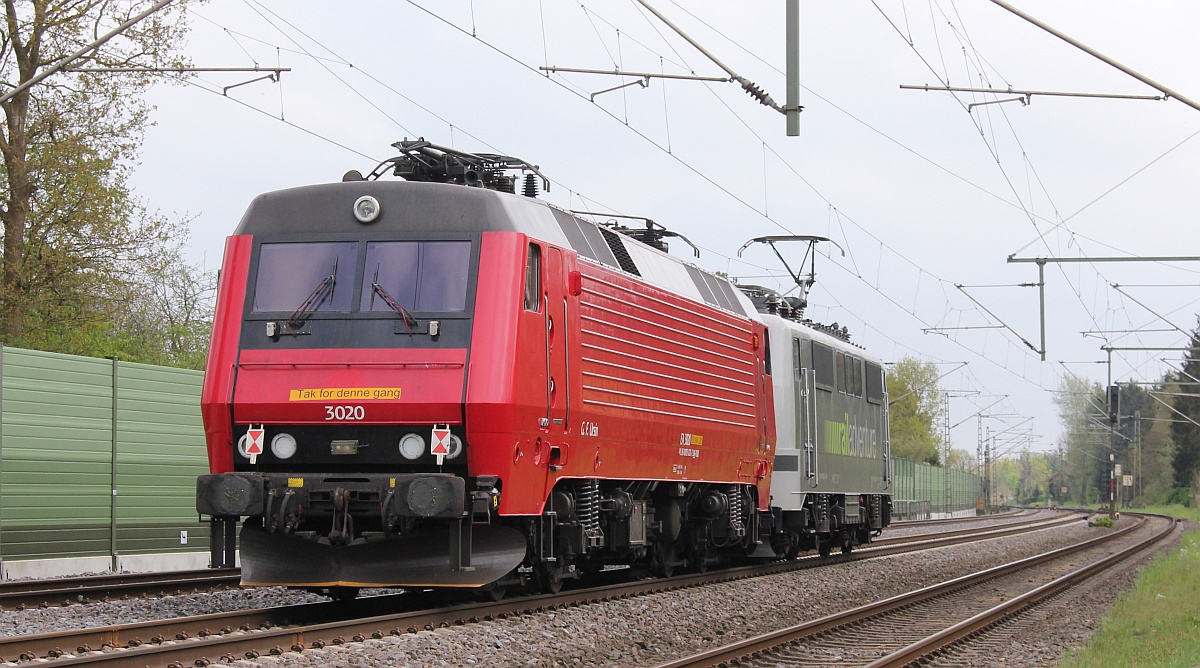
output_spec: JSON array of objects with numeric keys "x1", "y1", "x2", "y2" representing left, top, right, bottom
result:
[
  {"x1": 286, "y1": 257, "x2": 337, "y2": 330},
  {"x1": 369, "y1": 263, "x2": 420, "y2": 333}
]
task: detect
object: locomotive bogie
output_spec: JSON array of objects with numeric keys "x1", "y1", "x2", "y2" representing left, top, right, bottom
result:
[{"x1": 526, "y1": 478, "x2": 771, "y2": 585}]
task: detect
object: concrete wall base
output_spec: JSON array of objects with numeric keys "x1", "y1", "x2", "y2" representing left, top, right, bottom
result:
[
  {"x1": 1, "y1": 551, "x2": 236, "y2": 581},
  {"x1": 929, "y1": 509, "x2": 979, "y2": 520}
]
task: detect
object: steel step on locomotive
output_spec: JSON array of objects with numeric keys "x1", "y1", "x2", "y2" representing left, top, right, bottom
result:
[{"x1": 196, "y1": 140, "x2": 892, "y2": 597}]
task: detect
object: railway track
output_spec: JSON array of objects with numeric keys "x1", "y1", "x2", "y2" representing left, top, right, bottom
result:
[
  {"x1": 0, "y1": 510, "x2": 1088, "y2": 666},
  {"x1": 0, "y1": 570, "x2": 241, "y2": 610},
  {"x1": 870, "y1": 510, "x2": 1074, "y2": 548},
  {"x1": 653, "y1": 512, "x2": 1177, "y2": 668},
  {"x1": 0, "y1": 509, "x2": 1061, "y2": 612}
]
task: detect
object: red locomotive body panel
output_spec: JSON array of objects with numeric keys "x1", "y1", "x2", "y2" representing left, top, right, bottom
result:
[
  {"x1": 464, "y1": 231, "x2": 775, "y2": 516},
  {"x1": 202, "y1": 234, "x2": 252, "y2": 474},
  {"x1": 571, "y1": 260, "x2": 775, "y2": 511},
  {"x1": 232, "y1": 347, "x2": 466, "y2": 425}
]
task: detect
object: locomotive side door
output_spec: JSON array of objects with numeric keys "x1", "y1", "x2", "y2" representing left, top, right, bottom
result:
[
  {"x1": 542, "y1": 246, "x2": 571, "y2": 458},
  {"x1": 794, "y1": 336, "x2": 817, "y2": 485}
]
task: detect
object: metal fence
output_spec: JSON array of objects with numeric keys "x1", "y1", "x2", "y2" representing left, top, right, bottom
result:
[
  {"x1": 892, "y1": 456, "x2": 983, "y2": 518},
  {"x1": 0, "y1": 347, "x2": 209, "y2": 575}
]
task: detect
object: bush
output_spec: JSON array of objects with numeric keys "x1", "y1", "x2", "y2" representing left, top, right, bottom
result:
[
  {"x1": 1165, "y1": 487, "x2": 1193, "y2": 508},
  {"x1": 1088, "y1": 516, "x2": 1114, "y2": 528}
]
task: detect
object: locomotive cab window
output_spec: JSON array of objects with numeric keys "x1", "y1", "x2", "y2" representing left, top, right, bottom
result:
[
  {"x1": 866, "y1": 361, "x2": 885, "y2": 404},
  {"x1": 813, "y1": 342, "x2": 835, "y2": 392},
  {"x1": 524, "y1": 243, "x2": 541, "y2": 311},
  {"x1": 253, "y1": 242, "x2": 358, "y2": 313},
  {"x1": 360, "y1": 241, "x2": 471, "y2": 312}
]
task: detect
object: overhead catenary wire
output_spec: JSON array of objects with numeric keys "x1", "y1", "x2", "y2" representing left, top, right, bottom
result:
[
  {"x1": 588, "y1": 10, "x2": 1051, "y2": 381},
  {"x1": 646, "y1": 1, "x2": 1115, "y2": 374},
  {"x1": 180, "y1": 3, "x2": 1189, "y2": 444},
  {"x1": 874, "y1": 1, "x2": 1195, "y2": 392},
  {"x1": 985, "y1": 0, "x2": 1200, "y2": 114},
  {"x1": 629, "y1": 1, "x2": 1160, "y2": 393}
]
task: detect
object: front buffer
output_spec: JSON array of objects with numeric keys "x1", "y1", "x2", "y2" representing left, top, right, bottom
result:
[{"x1": 197, "y1": 472, "x2": 526, "y2": 588}]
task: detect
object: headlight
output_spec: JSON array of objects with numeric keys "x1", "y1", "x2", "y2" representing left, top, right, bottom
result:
[
  {"x1": 399, "y1": 433, "x2": 425, "y2": 460},
  {"x1": 271, "y1": 432, "x2": 298, "y2": 459},
  {"x1": 445, "y1": 434, "x2": 464, "y2": 459},
  {"x1": 236, "y1": 434, "x2": 251, "y2": 459},
  {"x1": 353, "y1": 195, "x2": 381, "y2": 223}
]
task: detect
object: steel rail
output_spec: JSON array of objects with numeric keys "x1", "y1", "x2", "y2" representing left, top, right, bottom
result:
[
  {"x1": 0, "y1": 569, "x2": 240, "y2": 610},
  {"x1": 869, "y1": 511, "x2": 1082, "y2": 549},
  {"x1": 0, "y1": 593, "x2": 417, "y2": 664},
  {"x1": 864, "y1": 513, "x2": 1179, "y2": 667},
  {"x1": 10, "y1": 511, "x2": 1085, "y2": 666},
  {"x1": 653, "y1": 513, "x2": 1166, "y2": 668}
]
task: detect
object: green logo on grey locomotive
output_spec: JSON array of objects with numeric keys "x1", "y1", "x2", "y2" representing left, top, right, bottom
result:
[{"x1": 823, "y1": 413, "x2": 879, "y2": 458}]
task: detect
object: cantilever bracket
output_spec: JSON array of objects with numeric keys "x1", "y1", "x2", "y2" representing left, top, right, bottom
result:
[
  {"x1": 590, "y1": 77, "x2": 650, "y2": 102},
  {"x1": 953, "y1": 281, "x2": 1045, "y2": 360},
  {"x1": 224, "y1": 73, "x2": 278, "y2": 96},
  {"x1": 1006, "y1": 254, "x2": 1200, "y2": 359}
]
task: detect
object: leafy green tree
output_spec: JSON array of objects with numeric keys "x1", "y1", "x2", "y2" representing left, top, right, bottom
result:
[
  {"x1": 1054, "y1": 362, "x2": 1185, "y2": 506},
  {"x1": 945, "y1": 447, "x2": 975, "y2": 472},
  {"x1": 0, "y1": 1, "x2": 192, "y2": 348},
  {"x1": 1053, "y1": 374, "x2": 1107, "y2": 504},
  {"x1": 1170, "y1": 321, "x2": 1200, "y2": 493},
  {"x1": 886, "y1": 356, "x2": 942, "y2": 464}
]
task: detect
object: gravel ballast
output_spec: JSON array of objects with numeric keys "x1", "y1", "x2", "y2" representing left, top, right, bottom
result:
[
  {"x1": 0, "y1": 511, "x2": 1174, "y2": 667},
  {"x1": 0, "y1": 586, "x2": 326, "y2": 639},
  {"x1": 252, "y1": 514, "x2": 1162, "y2": 667}
]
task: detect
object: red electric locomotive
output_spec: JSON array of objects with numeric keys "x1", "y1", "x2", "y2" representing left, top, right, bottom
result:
[{"x1": 197, "y1": 141, "x2": 778, "y2": 596}]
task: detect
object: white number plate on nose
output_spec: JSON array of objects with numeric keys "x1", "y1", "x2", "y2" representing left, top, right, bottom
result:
[{"x1": 324, "y1": 405, "x2": 365, "y2": 421}]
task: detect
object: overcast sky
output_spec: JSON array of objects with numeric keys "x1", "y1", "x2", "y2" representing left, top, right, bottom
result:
[{"x1": 132, "y1": 1, "x2": 1200, "y2": 460}]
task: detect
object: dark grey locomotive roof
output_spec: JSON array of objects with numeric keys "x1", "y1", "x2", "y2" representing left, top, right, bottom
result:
[{"x1": 236, "y1": 181, "x2": 757, "y2": 319}]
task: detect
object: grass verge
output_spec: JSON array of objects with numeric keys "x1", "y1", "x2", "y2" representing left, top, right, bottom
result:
[{"x1": 1057, "y1": 505, "x2": 1199, "y2": 668}]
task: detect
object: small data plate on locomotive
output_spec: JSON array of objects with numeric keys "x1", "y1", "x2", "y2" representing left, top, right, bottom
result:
[{"x1": 330, "y1": 439, "x2": 360, "y2": 455}]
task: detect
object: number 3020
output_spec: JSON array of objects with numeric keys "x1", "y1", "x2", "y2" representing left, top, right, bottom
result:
[{"x1": 324, "y1": 405, "x2": 364, "y2": 421}]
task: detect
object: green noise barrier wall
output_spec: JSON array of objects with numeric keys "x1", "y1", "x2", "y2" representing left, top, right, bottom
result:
[
  {"x1": 0, "y1": 347, "x2": 209, "y2": 567},
  {"x1": 892, "y1": 456, "x2": 983, "y2": 518}
]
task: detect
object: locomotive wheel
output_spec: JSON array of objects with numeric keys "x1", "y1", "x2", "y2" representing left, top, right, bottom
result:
[
  {"x1": 818, "y1": 542, "x2": 832, "y2": 558},
  {"x1": 481, "y1": 584, "x2": 507, "y2": 602},
  {"x1": 537, "y1": 565, "x2": 564, "y2": 594},
  {"x1": 841, "y1": 542, "x2": 853, "y2": 555}
]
